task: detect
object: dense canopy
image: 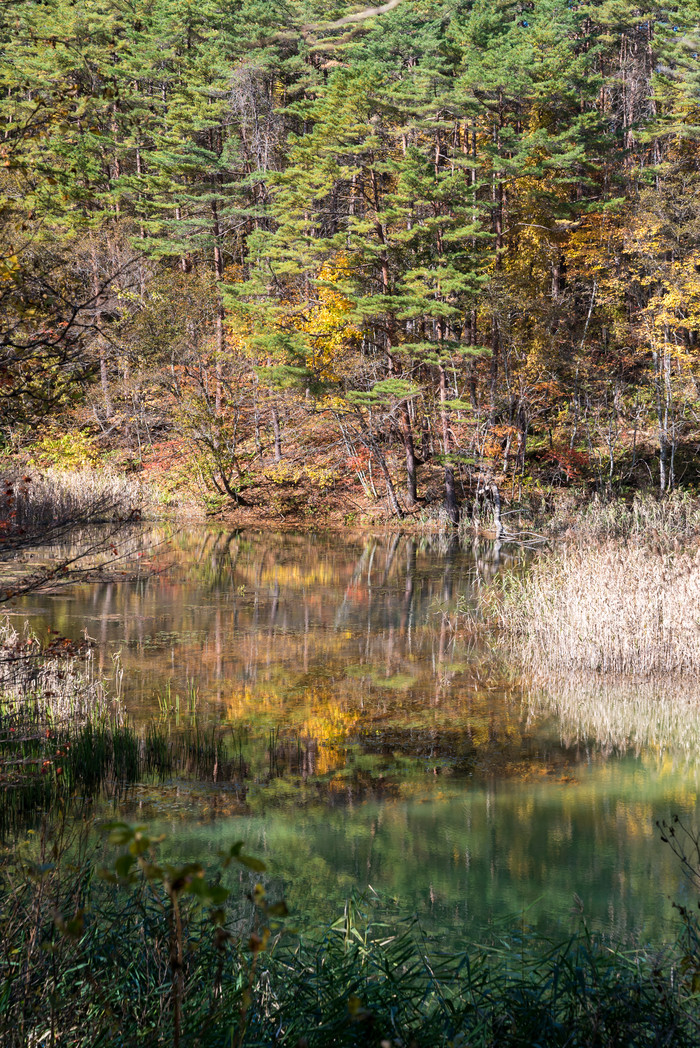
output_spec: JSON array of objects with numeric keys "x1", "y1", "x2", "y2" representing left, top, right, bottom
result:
[{"x1": 2, "y1": 0, "x2": 700, "y2": 516}]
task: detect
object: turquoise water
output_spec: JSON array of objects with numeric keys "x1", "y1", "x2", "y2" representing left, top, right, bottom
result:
[{"x1": 13, "y1": 528, "x2": 700, "y2": 943}]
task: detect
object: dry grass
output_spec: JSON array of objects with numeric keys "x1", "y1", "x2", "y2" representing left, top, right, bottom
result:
[
  {"x1": 544, "y1": 491, "x2": 700, "y2": 545},
  {"x1": 487, "y1": 542, "x2": 700, "y2": 677},
  {"x1": 0, "y1": 471, "x2": 166, "y2": 597},
  {"x1": 5, "y1": 468, "x2": 149, "y2": 535}
]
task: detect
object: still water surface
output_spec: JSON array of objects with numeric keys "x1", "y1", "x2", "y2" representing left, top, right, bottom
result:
[{"x1": 12, "y1": 528, "x2": 700, "y2": 944}]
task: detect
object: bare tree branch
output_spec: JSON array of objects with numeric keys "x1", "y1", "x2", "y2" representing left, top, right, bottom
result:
[{"x1": 306, "y1": 0, "x2": 404, "y2": 31}]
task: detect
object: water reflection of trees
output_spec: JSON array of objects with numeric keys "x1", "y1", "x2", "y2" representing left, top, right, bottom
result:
[
  {"x1": 12, "y1": 530, "x2": 571, "y2": 780},
  {"x1": 168, "y1": 763, "x2": 694, "y2": 945},
  {"x1": 11, "y1": 529, "x2": 700, "y2": 946}
]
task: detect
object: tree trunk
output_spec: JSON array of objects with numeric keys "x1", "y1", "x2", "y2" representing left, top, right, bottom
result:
[
  {"x1": 516, "y1": 403, "x2": 527, "y2": 472},
  {"x1": 653, "y1": 347, "x2": 670, "y2": 493},
  {"x1": 421, "y1": 416, "x2": 432, "y2": 461},
  {"x1": 398, "y1": 403, "x2": 418, "y2": 507},
  {"x1": 215, "y1": 311, "x2": 224, "y2": 417},
  {"x1": 439, "y1": 364, "x2": 459, "y2": 526},
  {"x1": 368, "y1": 439, "x2": 402, "y2": 518},
  {"x1": 271, "y1": 403, "x2": 282, "y2": 462},
  {"x1": 489, "y1": 317, "x2": 499, "y2": 426},
  {"x1": 211, "y1": 199, "x2": 226, "y2": 417},
  {"x1": 91, "y1": 248, "x2": 113, "y2": 418}
]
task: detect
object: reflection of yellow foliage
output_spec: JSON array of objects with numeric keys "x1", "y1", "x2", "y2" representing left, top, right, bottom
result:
[
  {"x1": 302, "y1": 706, "x2": 360, "y2": 775},
  {"x1": 228, "y1": 558, "x2": 340, "y2": 591},
  {"x1": 619, "y1": 802, "x2": 655, "y2": 840},
  {"x1": 224, "y1": 682, "x2": 360, "y2": 776},
  {"x1": 223, "y1": 683, "x2": 360, "y2": 777},
  {"x1": 516, "y1": 798, "x2": 536, "y2": 819},
  {"x1": 507, "y1": 855, "x2": 535, "y2": 879}
]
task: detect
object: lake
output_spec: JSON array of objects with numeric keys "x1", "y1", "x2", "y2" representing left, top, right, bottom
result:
[{"x1": 11, "y1": 527, "x2": 700, "y2": 945}]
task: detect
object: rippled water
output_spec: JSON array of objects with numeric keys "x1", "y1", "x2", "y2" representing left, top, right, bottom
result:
[{"x1": 11, "y1": 527, "x2": 700, "y2": 943}]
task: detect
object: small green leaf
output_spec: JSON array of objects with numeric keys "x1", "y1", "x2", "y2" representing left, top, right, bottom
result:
[
  {"x1": 115, "y1": 854, "x2": 136, "y2": 879},
  {"x1": 105, "y1": 823, "x2": 135, "y2": 846},
  {"x1": 237, "y1": 854, "x2": 266, "y2": 873},
  {"x1": 129, "y1": 834, "x2": 151, "y2": 857}
]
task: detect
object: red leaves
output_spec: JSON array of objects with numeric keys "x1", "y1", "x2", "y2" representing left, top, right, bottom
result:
[
  {"x1": 542, "y1": 446, "x2": 591, "y2": 482},
  {"x1": 346, "y1": 448, "x2": 372, "y2": 471}
]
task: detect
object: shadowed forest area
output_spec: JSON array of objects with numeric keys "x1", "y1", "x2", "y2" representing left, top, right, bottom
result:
[{"x1": 3, "y1": 0, "x2": 700, "y2": 524}]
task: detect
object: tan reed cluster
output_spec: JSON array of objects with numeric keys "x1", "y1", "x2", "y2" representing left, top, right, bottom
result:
[
  {"x1": 6, "y1": 468, "x2": 147, "y2": 531},
  {"x1": 490, "y1": 542, "x2": 700, "y2": 677}
]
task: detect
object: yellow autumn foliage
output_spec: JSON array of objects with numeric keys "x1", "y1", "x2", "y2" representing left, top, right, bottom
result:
[{"x1": 297, "y1": 255, "x2": 360, "y2": 381}]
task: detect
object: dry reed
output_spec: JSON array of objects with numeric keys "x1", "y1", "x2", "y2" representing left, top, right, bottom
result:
[
  {"x1": 5, "y1": 468, "x2": 148, "y2": 535},
  {"x1": 545, "y1": 491, "x2": 700, "y2": 545},
  {"x1": 488, "y1": 543, "x2": 700, "y2": 677}
]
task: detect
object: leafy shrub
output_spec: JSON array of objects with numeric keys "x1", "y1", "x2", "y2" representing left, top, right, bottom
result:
[{"x1": 29, "y1": 429, "x2": 100, "y2": 470}]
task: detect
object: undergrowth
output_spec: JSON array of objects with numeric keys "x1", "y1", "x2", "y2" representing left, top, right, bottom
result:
[{"x1": 0, "y1": 825, "x2": 697, "y2": 1048}]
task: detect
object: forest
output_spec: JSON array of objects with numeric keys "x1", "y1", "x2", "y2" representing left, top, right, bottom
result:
[{"x1": 3, "y1": 0, "x2": 700, "y2": 524}]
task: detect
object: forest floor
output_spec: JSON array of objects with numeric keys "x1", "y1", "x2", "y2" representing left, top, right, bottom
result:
[{"x1": 8, "y1": 408, "x2": 700, "y2": 541}]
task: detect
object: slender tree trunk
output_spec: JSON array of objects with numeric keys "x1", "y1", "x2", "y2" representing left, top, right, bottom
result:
[
  {"x1": 214, "y1": 312, "x2": 224, "y2": 417},
  {"x1": 467, "y1": 309, "x2": 478, "y2": 411},
  {"x1": 516, "y1": 403, "x2": 527, "y2": 472},
  {"x1": 439, "y1": 364, "x2": 459, "y2": 526},
  {"x1": 91, "y1": 248, "x2": 113, "y2": 418},
  {"x1": 421, "y1": 416, "x2": 432, "y2": 461},
  {"x1": 271, "y1": 403, "x2": 282, "y2": 462},
  {"x1": 211, "y1": 199, "x2": 225, "y2": 416},
  {"x1": 375, "y1": 447, "x2": 403, "y2": 518},
  {"x1": 373, "y1": 163, "x2": 418, "y2": 508},
  {"x1": 489, "y1": 108, "x2": 504, "y2": 427},
  {"x1": 489, "y1": 477, "x2": 504, "y2": 539},
  {"x1": 489, "y1": 319, "x2": 500, "y2": 425},
  {"x1": 653, "y1": 346, "x2": 669, "y2": 493},
  {"x1": 398, "y1": 403, "x2": 417, "y2": 507}
]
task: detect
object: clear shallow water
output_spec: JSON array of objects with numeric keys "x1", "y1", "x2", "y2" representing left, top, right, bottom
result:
[
  {"x1": 148, "y1": 761, "x2": 699, "y2": 947},
  {"x1": 11, "y1": 528, "x2": 700, "y2": 943}
]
